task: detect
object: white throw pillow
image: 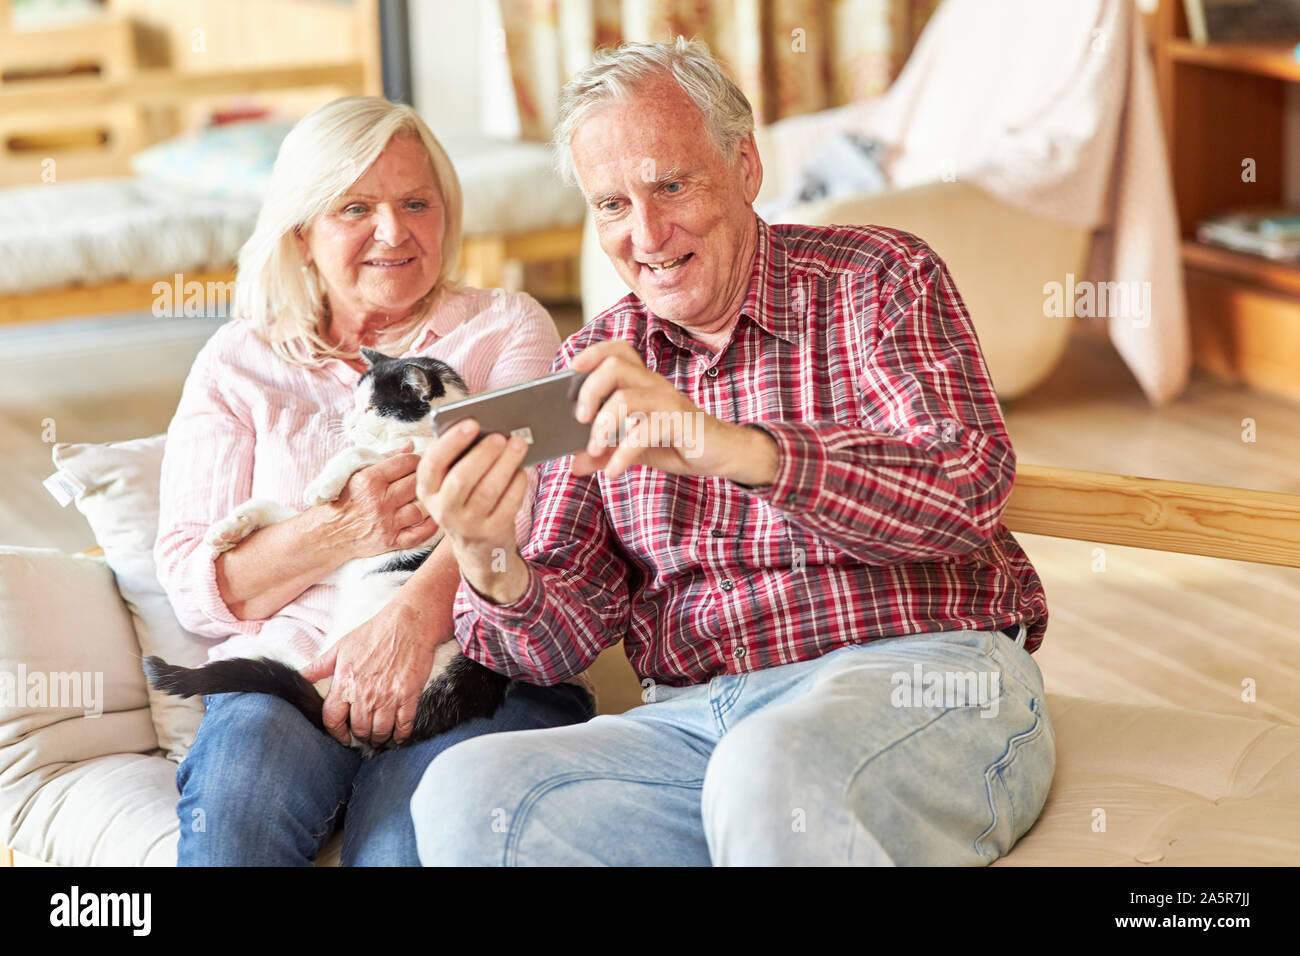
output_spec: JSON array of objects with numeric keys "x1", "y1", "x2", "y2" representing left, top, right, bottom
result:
[{"x1": 49, "y1": 436, "x2": 209, "y2": 761}]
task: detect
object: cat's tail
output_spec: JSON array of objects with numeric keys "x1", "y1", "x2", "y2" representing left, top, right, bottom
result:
[{"x1": 142, "y1": 656, "x2": 326, "y2": 733}]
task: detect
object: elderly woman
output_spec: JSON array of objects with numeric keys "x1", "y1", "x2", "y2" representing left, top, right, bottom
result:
[{"x1": 154, "y1": 96, "x2": 595, "y2": 866}]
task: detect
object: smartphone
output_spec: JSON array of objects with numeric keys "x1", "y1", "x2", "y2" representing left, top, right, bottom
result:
[{"x1": 430, "y1": 370, "x2": 592, "y2": 468}]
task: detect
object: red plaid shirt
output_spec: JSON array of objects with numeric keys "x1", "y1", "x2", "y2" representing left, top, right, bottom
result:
[{"x1": 454, "y1": 216, "x2": 1048, "y2": 686}]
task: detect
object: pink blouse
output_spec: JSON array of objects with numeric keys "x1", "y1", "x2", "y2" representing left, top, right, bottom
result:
[{"x1": 154, "y1": 286, "x2": 562, "y2": 667}]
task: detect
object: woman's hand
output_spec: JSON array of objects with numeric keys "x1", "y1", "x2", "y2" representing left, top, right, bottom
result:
[
  {"x1": 315, "y1": 441, "x2": 440, "y2": 561},
  {"x1": 299, "y1": 589, "x2": 444, "y2": 747}
]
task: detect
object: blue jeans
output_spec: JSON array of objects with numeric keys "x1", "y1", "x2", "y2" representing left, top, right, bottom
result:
[
  {"x1": 411, "y1": 627, "x2": 1055, "y2": 865},
  {"x1": 175, "y1": 680, "x2": 594, "y2": 866}
]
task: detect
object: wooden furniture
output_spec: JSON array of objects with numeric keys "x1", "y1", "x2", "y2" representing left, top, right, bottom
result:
[
  {"x1": 0, "y1": 0, "x2": 381, "y2": 325},
  {"x1": 1003, "y1": 463, "x2": 1300, "y2": 568},
  {"x1": 459, "y1": 223, "x2": 584, "y2": 294},
  {"x1": 1147, "y1": 1, "x2": 1300, "y2": 403},
  {"x1": 0, "y1": 0, "x2": 382, "y2": 185},
  {"x1": 0, "y1": 0, "x2": 576, "y2": 324}
]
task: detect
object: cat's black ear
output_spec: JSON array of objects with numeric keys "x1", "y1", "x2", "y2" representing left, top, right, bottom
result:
[
  {"x1": 360, "y1": 347, "x2": 388, "y2": 366},
  {"x1": 402, "y1": 364, "x2": 434, "y2": 402}
]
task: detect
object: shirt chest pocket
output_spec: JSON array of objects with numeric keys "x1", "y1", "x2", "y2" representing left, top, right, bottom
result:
[{"x1": 730, "y1": 497, "x2": 849, "y2": 572}]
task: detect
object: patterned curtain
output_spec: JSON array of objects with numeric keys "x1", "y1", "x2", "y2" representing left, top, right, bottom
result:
[{"x1": 499, "y1": 0, "x2": 943, "y2": 141}]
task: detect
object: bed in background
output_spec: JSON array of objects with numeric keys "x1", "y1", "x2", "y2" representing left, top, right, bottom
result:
[{"x1": 0, "y1": 0, "x2": 585, "y2": 326}]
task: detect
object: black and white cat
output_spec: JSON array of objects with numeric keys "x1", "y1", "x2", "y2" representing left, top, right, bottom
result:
[{"x1": 144, "y1": 347, "x2": 510, "y2": 753}]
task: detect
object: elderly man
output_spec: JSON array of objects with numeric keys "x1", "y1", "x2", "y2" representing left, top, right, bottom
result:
[{"x1": 411, "y1": 38, "x2": 1054, "y2": 866}]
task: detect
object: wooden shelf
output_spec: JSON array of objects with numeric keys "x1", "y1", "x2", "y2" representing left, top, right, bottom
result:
[
  {"x1": 0, "y1": 63, "x2": 365, "y2": 113},
  {"x1": 1152, "y1": 1, "x2": 1300, "y2": 400},
  {"x1": 1181, "y1": 240, "x2": 1300, "y2": 297},
  {"x1": 1168, "y1": 39, "x2": 1300, "y2": 82}
]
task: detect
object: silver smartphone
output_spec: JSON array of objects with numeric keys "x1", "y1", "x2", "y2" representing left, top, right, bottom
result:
[{"x1": 430, "y1": 370, "x2": 592, "y2": 468}]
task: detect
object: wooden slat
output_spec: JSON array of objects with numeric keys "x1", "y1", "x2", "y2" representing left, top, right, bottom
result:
[
  {"x1": 1004, "y1": 463, "x2": 1300, "y2": 568},
  {"x1": 1168, "y1": 39, "x2": 1300, "y2": 83},
  {"x1": 0, "y1": 17, "x2": 136, "y2": 78},
  {"x1": 0, "y1": 268, "x2": 237, "y2": 326},
  {"x1": 0, "y1": 63, "x2": 365, "y2": 113},
  {"x1": 1182, "y1": 239, "x2": 1300, "y2": 297}
]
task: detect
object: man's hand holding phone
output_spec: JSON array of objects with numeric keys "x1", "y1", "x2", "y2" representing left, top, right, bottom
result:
[
  {"x1": 415, "y1": 421, "x2": 533, "y2": 606},
  {"x1": 415, "y1": 340, "x2": 781, "y2": 605}
]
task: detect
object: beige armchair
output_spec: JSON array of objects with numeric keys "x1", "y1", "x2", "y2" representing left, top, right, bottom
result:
[{"x1": 581, "y1": 119, "x2": 1091, "y2": 401}]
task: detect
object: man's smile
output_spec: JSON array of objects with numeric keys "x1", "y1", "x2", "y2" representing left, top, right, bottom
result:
[{"x1": 638, "y1": 252, "x2": 695, "y2": 284}]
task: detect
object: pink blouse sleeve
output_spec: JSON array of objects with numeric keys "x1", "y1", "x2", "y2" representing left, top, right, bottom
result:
[{"x1": 153, "y1": 332, "x2": 264, "y2": 640}]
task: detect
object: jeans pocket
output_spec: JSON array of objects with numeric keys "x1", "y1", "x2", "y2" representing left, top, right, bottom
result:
[{"x1": 978, "y1": 692, "x2": 1056, "y2": 860}]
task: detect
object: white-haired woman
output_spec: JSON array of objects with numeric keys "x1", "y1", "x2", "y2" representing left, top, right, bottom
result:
[{"x1": 154, "y1": 96, "x2": 594, "y2": 866}]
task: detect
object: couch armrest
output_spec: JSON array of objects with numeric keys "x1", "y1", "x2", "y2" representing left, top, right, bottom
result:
[{"x1": 0, "y1": 547, "x2": 159, "y2": 858}]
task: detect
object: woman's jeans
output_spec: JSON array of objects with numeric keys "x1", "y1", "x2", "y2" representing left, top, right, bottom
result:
[
  {"x1": 412, "y1": 628, "x2": 1056, "y2": 866},
  {"x1": 175, "y1": 680, "x2": 594, "y2": 866}
]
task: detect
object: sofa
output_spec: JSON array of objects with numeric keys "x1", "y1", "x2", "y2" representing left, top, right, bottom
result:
[{"x1": 3, "y1": 432, "x2": 1299, "y2": 866}]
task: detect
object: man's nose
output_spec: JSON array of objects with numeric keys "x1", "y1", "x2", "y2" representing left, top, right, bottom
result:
[
  {"x1": 629, "y1": 200, "x2": 670, "y2": 252},
  {"x1": 372, "y1": 204, "x2": 411, "y2": 247}
]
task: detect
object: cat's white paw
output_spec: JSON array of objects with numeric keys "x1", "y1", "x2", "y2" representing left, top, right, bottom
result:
[
  {"x1": 303, "y1": 472, "x2": 349, "y2": 507},
  {"x1": 205, "y1": 507, "x2": 269, "y2": 553}
]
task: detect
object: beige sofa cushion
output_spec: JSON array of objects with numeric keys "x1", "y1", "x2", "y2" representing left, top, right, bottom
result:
[
  {"x1": 9, "y1": 753, "x2": 179, "y2": 866},
  {"x1": 0, "y1": 547, "x2": 166, "y2": 863},
  {"x1": 996, "y1": 694, "x2": 1300, "y2": 866}
]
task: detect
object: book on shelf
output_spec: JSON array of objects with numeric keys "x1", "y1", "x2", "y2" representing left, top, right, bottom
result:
[
  {"x1": 1183, "y1": 0, "x2": 1300, "y2": 44},
  {"x1": 1196, "y1": 209, "x2": 1300, "y2": 261}
]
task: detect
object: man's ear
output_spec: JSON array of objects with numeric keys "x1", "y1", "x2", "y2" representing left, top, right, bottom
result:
[{"x1": 737, "y1": 131, "x2": 763, "y2": 205}]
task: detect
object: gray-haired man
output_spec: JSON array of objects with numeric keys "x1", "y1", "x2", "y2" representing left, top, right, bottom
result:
[{"x1": 412, "y1": 39, "x2": 1053, "y2": 865}]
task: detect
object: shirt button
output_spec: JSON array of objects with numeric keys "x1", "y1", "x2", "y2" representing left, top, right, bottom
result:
[
  {"x1": 733, "y1": 646, "x2": 747, "y2": 659},
  {"x1": 784, "y1": 494, "x2": 797, "y2": 506},
  {"x1": 710, "y1": 528, "x2": 725, "y2": 538},
  {"x1": 706, "y1": 366, "x2": 719, "y2": 378},
  {"x1": 720, "y1": 579, "x2": 734, "y2": 592}
]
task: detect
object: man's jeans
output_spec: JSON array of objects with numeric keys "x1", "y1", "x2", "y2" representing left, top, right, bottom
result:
[
  {"x1": 411, "y1": 627, "x2": 1055, "y2": 865},
  {"x1": 175, "y1": 681, "x2": 594, "y2": 866}
]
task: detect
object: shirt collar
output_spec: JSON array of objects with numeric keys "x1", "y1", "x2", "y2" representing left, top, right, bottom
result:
[
  {"x1": 740, "y1": 216, "x2": 800, "y2": 345},
  {"x1": 644, "y1": 215, "x2": 800, "y2": 351}
]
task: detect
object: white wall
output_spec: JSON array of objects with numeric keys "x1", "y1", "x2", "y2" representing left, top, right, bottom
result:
[{"x1": 409, "y1": 0, "x2": 519, "y2": 139}]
